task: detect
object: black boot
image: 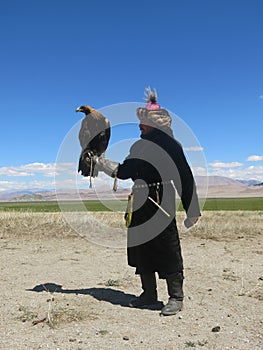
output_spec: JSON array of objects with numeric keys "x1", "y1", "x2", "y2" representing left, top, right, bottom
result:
[
  {"x1": 129, "y1": 273, "x2": 158, "y2": 308},
  {"x1": 161, "y1": 273, "x2": 184, "y2": 316}
]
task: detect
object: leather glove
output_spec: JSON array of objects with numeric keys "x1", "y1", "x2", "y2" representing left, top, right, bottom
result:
[
  {"x1": 95, "y1": 154, "x2": 119, "y2": 178},
  {"x1": 78, "y1": 149, "x2": 98, "y2": 177}
]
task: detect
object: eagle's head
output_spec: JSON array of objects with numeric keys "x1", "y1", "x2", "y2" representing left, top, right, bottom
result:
[{"x1": 76, "y1": 105, "x2": 95, "y2": 115}]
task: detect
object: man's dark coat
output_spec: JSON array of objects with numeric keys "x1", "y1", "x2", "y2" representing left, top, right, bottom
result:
[{"x1": 116, "y1": 128, "x2": 200, "y2": 278}]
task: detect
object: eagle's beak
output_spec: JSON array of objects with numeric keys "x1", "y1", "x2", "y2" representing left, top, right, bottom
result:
[{"x1": 76, "y1": 107, "x2": 81, "y2": 112}]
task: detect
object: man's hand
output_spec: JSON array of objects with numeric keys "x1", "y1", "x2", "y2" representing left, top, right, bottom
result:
[{"x1": 184, "y1": 216, "x2": 199, "y2": 228}]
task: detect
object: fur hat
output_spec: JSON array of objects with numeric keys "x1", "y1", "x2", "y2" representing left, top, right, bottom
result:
[
  {"x1": 136, "y1": 87, "x2": 172, "y2": 128},
  {"x1": 136, "y1": 108, "x2": 172, "y2": 128}
]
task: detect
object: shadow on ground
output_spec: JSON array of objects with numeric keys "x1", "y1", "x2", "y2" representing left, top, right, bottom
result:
[{"x1": 27, "y1": 282, "x2": 163, "y2": 310}]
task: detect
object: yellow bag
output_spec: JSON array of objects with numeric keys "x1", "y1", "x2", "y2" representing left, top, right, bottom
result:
[{"x1": 124, "y1": 193, "x2": 133, "y2": 228}]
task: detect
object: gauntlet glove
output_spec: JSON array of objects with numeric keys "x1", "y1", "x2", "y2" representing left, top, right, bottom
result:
[
  {"x1": 95, "y1": 155, "x2": 119, "y2": 191},
  {"x1": 95, "y1": 155, "x2": 119, "y2": 178}
]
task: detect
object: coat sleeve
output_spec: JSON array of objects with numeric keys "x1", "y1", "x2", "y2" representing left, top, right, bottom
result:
[
  {"x1": 116, "y1": 141, "x2": 140, "y2": 180},
  {"x1": 172, "y1": 142, "x2": 201, "y2": 218}
]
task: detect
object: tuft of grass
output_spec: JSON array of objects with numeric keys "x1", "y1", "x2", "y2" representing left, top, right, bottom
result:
[
  {"x1": 105, "y1": 279, "x2": 121, "y2": 287},
  {"x1": 47, "y1": 306, "x2": 92, "y2": 327},
  {"x1": 45, "y1": 295, "x2": 98, "y2": 328},
  {"x1": 198, "y1": 339, "x2": 208, "y2": 346},
  {"x1": 18, "y1": 305, "x2": 38, "y2": 323},
  {"x1": 222, "y1": 268, "x2": 240, "y2": 281},
  {"x1": 185, "y1": 339, "x2": 208, "y2": 348},
  {"x1": 97, "y1": 329, "x2": 108, "y2": 335},
  {"x1": 17, "y1": 297, "x2": 98, "y2": 328}
]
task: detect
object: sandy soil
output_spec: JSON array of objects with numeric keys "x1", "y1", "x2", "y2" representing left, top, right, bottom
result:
[{"x1": 0, "y1": 211, "x2": 262, "y2": 350}]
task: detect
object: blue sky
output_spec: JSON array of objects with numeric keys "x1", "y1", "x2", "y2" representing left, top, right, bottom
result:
[{"x1": 0, "y1": 0, "x2": 263, "y2": 192}]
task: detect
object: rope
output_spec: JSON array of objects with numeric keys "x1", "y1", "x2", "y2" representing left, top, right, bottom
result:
[
  {"x1": 113, "y1": 176, "x2": 118, "y2": 192},
  {"x1": 89, "y1": 158, "x2": 93, "y2": 188}
]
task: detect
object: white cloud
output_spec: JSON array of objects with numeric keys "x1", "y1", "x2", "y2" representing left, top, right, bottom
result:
[
  {"x1": 192, "y1": 167, "x2": 208, "y2": 176},
  {"x1": 207, "y1": 159, "x2": 263, "y2": 181},
  {"x1": 0, "y1": 162, "x2": 77, "y2": 178},
  {"x1": 22, "y1": 162, "x2": 59, "y2": 177},
  {"x1": 0, "y1": 159, "x2": 262, "y2": 194},
  {"x1": 209, "y1": 161, "x2": 243, "y2": 168},
  {"x1": 208, "y1": 165, "x2": 263, "y2": 181},
  {"x1": 0, "y1": 162, "x2": 78, "y2": 192},
  {"x1": 0, "y1": 179, "x2": 56, "y2": 192},
  {"x1": 0, "y1": 167, "x2": 34, "y2": 177},
  {"x1": 0, "y1": 181, "x2": 14, "y2": 192},
  {"x1": 246, "y1": 155, "x2": 263, "y2": 162},
  {"x1": 0, "y1": 163, "x2": 55, "y2": 177},
  {"x1": 259, "y1": 95, "x2": 263, "y2": 100}
]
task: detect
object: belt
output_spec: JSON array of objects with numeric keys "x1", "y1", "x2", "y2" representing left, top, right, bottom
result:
[{"x1": 133, "y1": 180, "x2": 173, "y2": 189}]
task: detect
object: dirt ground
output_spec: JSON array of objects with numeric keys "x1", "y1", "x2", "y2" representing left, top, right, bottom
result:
[{"x1": 0, "y1": 211, "x2": 262, "y2": 350}]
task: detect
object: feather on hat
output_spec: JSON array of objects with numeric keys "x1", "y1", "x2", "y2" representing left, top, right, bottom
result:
[{"x1": 144, "y1": 86, "x2": 161, "y2": 110}]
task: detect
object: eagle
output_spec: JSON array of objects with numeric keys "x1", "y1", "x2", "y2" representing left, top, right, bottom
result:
[{"x1": 76, "y1": 105, "x2": 111, "y2": 185}]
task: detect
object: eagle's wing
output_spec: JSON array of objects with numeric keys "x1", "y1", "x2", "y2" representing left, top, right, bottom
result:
[
  {"x1": 78, "y1": 111, "x2": 111, "y2": 178},
  {"x1": 78, "y1": 117, "x2": 93, "y2": 150},
  {"x1": 79, "y1": 112, "x2": 111, "y2": 152},
  {"x1": 95, "y1": 117, "x2": 111, "y2": 155}
]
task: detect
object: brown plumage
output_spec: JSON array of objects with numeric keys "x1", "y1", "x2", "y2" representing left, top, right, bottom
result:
[{"x1": 76, "y1": 105, "x2": 111, "y2": 180}]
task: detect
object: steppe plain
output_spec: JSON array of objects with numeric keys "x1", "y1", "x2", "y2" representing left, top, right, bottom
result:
[{"x1": 0, "y1": 210, "x2": 262, "y2": 349}]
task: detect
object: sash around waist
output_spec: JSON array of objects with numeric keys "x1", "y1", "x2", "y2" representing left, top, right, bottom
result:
[{"x1": 132, "y1": 180, "x2": 173, "y2": 190}]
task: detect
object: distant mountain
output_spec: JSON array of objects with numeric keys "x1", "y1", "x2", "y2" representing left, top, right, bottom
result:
[
  {"x1": 0, "y1": 189, "x2": 52, "y2": 202},
  {"x1": 10, "y1": 193, "x2": 46, "y2": 202},
  {"x1": 0, "y1": 176, "x2": 263, "y2": 201},
  {"x1": 237, "y1": 179, "x2": 263, "y2": 186},
  {"x1": 208, "y1": 176, "x2": 245, "y2": 186},
  {"x1": 196, "y1": 176, "x2": 263, "y2": 198},
  {"x1": 195, "y1": 175, "x2": 246, "y2": 187},
  {"x1": 0, "y1": 187, "x2": 131, "y2": 202}
]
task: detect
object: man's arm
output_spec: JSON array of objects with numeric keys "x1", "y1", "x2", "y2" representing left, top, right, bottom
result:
[
  {"x1": 95, "y1": 141, "x2": 140, "y2": 180},
  {"x1": 95, "y1": 155, "x2": 119, "y2": 178},
  {"x1": 172, "y1": 144, "x2": 201, "y2": 222}
]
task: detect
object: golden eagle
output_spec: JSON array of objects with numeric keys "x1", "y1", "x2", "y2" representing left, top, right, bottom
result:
[{"x1": 76, "y1": 105, "x2": 111, "y2": 184}]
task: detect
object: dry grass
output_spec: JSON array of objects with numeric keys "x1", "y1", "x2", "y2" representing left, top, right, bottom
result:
[
  {"x1": 187, "y1": 211, "x2": 263, "y2": 241},
  {"x1": 0, "y1": 212, "x2": 77, "y2": 239},
  {"x1": 0, "y1": 211, "x2": 126, "y2": 239},
  {"x1": 0, "y1": 211, "x2": 262, "y2": 242}
]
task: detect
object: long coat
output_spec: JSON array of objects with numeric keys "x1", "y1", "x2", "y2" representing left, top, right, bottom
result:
[{"x1": 116, "y1": 128, "x2": 200, "y2": 278}]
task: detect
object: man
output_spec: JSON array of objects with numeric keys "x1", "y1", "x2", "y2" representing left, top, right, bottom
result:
[{"x1": 95, "y1": 89, "x2": 201, "y2": 316}]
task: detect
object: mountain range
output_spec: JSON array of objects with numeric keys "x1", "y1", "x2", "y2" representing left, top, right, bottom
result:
[
  {"x1": 0, "y1": 176, "x2": 263, "y2": 202},
  {"x1": 195, "y1": 176, "x2": 263, "y2": 198}
]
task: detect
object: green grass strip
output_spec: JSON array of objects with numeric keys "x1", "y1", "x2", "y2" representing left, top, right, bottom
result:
[{"x1": 0, "y1": 198, "x2": 262, "y2": 212}]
